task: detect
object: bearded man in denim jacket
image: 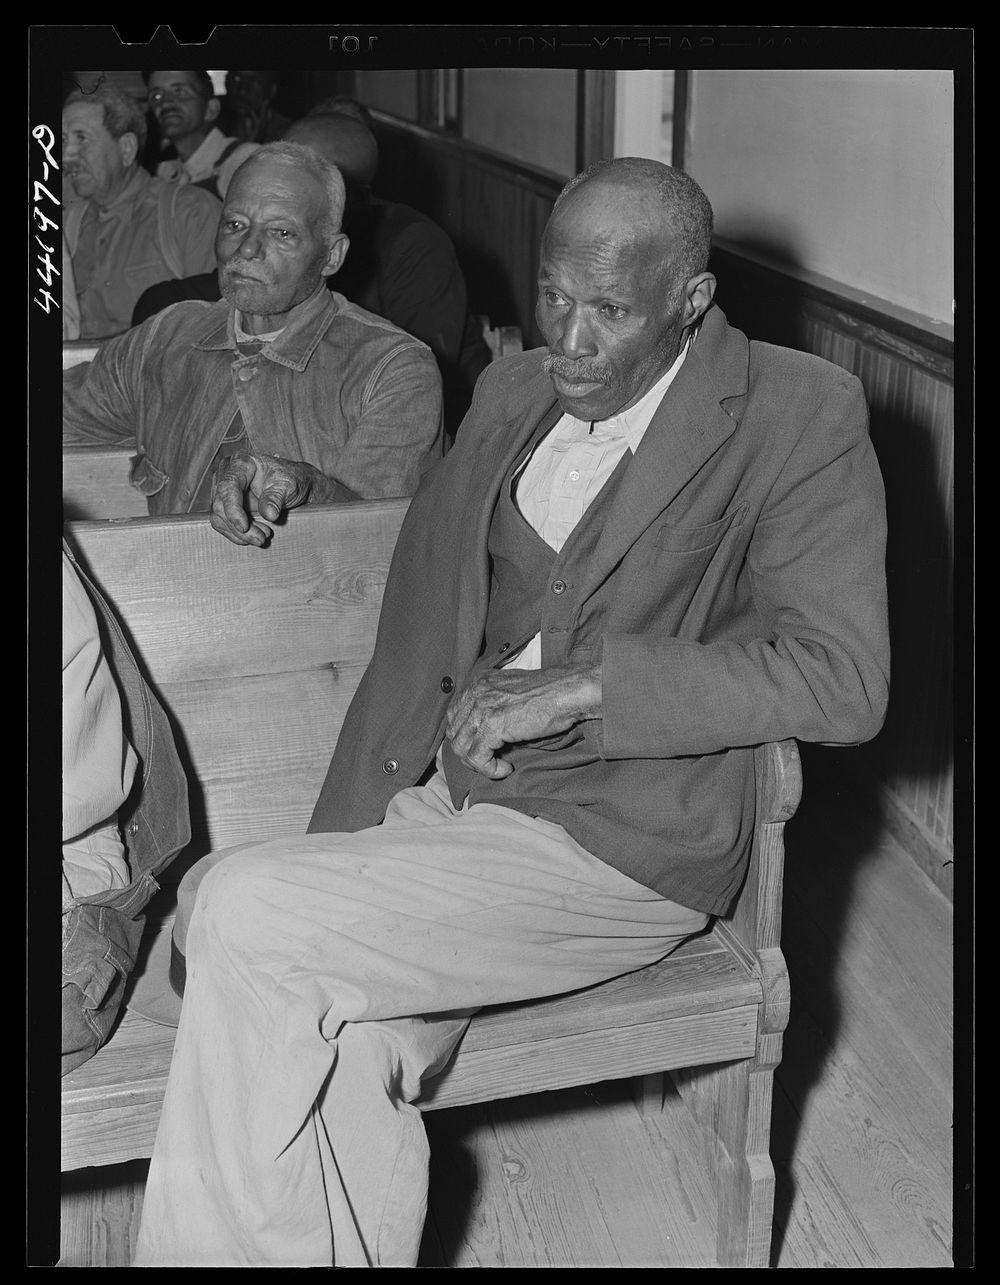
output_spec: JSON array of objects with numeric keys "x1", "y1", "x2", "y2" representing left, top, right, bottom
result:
[{"x1": 63, "y1": 143, "x2": 444, "y2": 540}]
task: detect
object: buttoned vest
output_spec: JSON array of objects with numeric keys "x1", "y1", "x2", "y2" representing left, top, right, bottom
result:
[{"x1": 441, "y1": 426, "x2": 632, "y2": 810}]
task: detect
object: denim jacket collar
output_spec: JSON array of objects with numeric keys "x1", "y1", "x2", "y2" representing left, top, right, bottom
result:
[{"x1": 191, "y1": 285, "x2": 342, "y2": 373}]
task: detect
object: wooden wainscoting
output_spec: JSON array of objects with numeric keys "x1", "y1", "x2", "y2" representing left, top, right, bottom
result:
[
  {"x1": 711, "y1": 241, "x2": 955, "y2": 899},
  {"x1": 370, "y1": 114, "x2": 564, "y2": 349}
]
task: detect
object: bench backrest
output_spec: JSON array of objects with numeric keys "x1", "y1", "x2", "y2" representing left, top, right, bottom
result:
[
  {"x1": 64, "y1": 445, "x2": 148, "y2": 521},
  {"x1": 64, "y1": 501, "x2": 409, "y2": 883},
  {"x1": 63, "y1": 340, "x2": 101, "y2": 369}
]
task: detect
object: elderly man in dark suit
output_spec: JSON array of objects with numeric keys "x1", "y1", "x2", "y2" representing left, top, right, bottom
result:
[{"x1": 135, "y1": 157, "x2": 889, "y2": 1268}]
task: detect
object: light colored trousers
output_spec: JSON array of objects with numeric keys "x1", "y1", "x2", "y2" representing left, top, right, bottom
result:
[{"x1": 134, "y1": 770, "x2": 708, "y2": 1267}]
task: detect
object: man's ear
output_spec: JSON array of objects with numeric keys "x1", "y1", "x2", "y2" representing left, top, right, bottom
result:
[
  {"x1": 117, "y1": 131, "x2": 139, "y2": 169},
  {"x1": 321, "y1": 233, "x2": 350, "y2": 279},
  {"x1": 683, "y1": 272, "x2": 717, "y2": 326},
  {"x1": 205, "y1": 97, "x2": 221, "y2": 125}
]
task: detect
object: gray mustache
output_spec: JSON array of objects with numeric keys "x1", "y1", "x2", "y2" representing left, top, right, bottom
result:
[{"x1": 542, "y1": 355, "x2": 612, "y2": 385}]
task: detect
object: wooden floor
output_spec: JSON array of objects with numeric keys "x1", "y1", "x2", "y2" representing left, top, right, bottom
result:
[{"x1": 53, "y1": 749, "x2": 960, "y2": 1268}]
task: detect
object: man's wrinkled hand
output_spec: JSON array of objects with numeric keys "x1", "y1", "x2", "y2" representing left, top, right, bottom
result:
[
  {"x1": 209, "y1": 451, "x2": 318, "y2": 547},
  {"x1": 445, "y1": 663, "x2": 602, "y2": 780}
]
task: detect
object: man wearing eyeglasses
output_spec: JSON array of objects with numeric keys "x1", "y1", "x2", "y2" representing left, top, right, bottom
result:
[
  {"x1": 145, "y1": 69, "x2": 259, "y2": 201},
  {"x1": 62, "y1": 82, "x2": 221, "y2": 339}
]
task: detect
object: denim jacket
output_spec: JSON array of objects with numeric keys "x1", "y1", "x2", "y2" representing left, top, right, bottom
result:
[
  {"x1": 61, "y1": 539, "x2": 191, "y2": 1074},
  {"x1": 63, "y1": 286, "x2": 444, "y2": 514}
]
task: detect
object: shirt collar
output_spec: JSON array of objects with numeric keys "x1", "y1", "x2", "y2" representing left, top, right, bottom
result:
[
  {"x1": 193, "y1": 283, "x2": 339, "y2": 371},
  {"x1": 599, "y1": 337, "x2": 693, "y2": 453},
  {"x1": 183, "y1": 126, "x2": 226, "y2": 174},
  {"x1": 558, "y1": 336, "x2": 693, "y2": 454},
  {"x1": 233, "y1": 310, "x2": 285, "y2": 345}
]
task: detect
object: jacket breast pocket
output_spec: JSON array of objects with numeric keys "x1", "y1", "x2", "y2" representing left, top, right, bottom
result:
[
  {"x1": 652, "y1": 503, "x2": 749, "y2": 554},
  {"x1": 129, "y1": 452, "x2": 170, "y2": 497}
]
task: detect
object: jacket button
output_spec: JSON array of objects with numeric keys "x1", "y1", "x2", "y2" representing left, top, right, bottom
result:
[
  {"x1": 382, "y1": 758, "x2": 399, "y2": 774},
  {"x1": 498, "y1": 642, "x2": 510, "y2": 653},
  {"x1": 237, "y1": 365, "x2": 257, "y2": 381},
  {"x1": 440, "y1": 676, "x2": 454, "y2": 693},
  {"x1": 552, "y1": 579, "x2": 567, "y2": 594},
  {"x1": 129, "y1": 820, "x2": 139, "y2": 836}
]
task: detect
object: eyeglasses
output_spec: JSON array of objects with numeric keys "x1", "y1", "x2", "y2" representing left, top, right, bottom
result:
[{"x1": 148, "y1": 85, "x2": 203, "y2": 106}]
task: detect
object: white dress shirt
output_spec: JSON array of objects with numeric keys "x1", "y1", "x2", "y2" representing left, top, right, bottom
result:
[{"x1": 506, "y1": 340, "x2": 691, "y2": 671}]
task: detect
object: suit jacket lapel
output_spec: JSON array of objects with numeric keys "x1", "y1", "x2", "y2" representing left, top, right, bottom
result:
[{"x1": 579, "y1": 308, "x2": 750, "y2": 598}]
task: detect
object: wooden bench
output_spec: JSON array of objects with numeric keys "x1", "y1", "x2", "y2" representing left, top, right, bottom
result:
[
  {"x1": 63, "y1": 340, "x2": 101, "y2": 369},
  {"x1": 478, "y1": 315, "x2": 524, "y2": 360},
  {"x1": 61, "y1": 501, "x2": 800, "y2": 1268},
  {"x1": 63, "y1": 445, "x2": 148, "y2": 521}
]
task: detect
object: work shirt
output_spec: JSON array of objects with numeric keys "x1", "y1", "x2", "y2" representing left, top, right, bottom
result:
[
  {"x1": 62, "y1": 231, "x2": 81, "y2": 341},
  {"x1": 155, "y1": 127, "x2": 259, "y2": 200},
  {"x1": 62, "y1": 285, "x2": 445, "y2": 513},
  {"x1": 507, "y1": 341, "x2": 691, "y2": 671},
  {"x1": 64, "y1": 165, "x2": 220, "y2": 339}
]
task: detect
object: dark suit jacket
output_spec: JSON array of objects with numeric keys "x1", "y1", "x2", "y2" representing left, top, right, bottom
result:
[{"x1": 309, "y1": 306, "x2": 890, "y2": 914}]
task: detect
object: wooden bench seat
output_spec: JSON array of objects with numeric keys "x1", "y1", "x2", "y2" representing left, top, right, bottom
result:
[
  {"x1": 62, "y1": 501, "x2": 800, "y2": 1267},
  {"x1": 61, "y1": 918, "x2": 761, "y2": 1171}
]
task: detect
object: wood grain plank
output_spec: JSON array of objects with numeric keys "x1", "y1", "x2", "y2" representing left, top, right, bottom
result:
[
  {"x1": 783, "y1": 800, "x2": 953, "y2": 1095},
  {"x1": 773, "y1": 1003, "x2": 953, "y2": 1268},
  {"x1": 420, "y1": 1009, "x2": 759, "y2": 1112},
  {"x1": 64, "y1": 500, "x2": 409, "y2": 683},
  {"x1": 158, "y1": 664, "x2": 365, "y2": 853},
  {"x1": 772, "y1": 803, "x2": 953, "y2": 1267},
  {"x1": 59, "y1": 1161, "x2": 147, "y2": 1267},
  {"x1": 423, "y1": 1081, "x2": 717, "y2": 1267},
  {"x1": 63, "y1": 445, "x2": 148, "y2": 521},
  {"x1": 455, "y1": 942, "x2": 759, "y2": 1052}
]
